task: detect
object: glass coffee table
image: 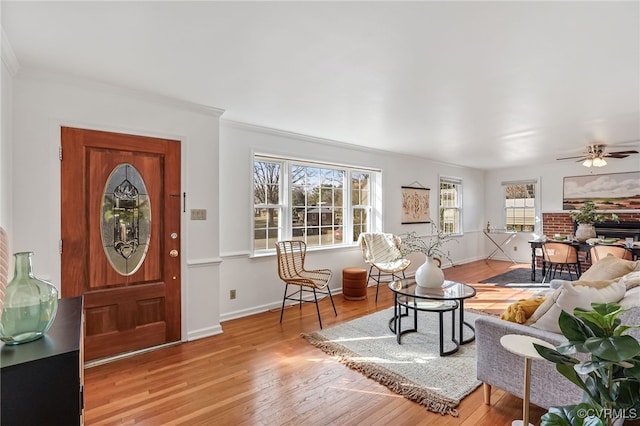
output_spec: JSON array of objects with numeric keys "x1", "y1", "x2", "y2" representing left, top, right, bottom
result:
[{"x1": 388, "y1": 279, "x2": 477, "y2": 356}]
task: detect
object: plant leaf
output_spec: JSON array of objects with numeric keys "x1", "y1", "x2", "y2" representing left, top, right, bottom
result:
[
  {"x1": 574, "y1": 360, "x2": 610, "y2": 375},
  {"x1": 612, "y1": 380, "x2": 640, "y2": 410},
  {"x1": 615, "y1": 324, "x2": 640, "y2": 336},
  {"x1": 535, "y1": 344, "x2": 579, "y2": 365},
  {"x1": 556, "y1": 342, "x2": 580, "y2": 355},
  {"x1": 589, "y1": 302, "x2": 623, "y2": 317},
  {"x1": 573, "y1": 311, "x2": 608, "y2": 336},
  {"x1": 541, "y1": 404, "x2": 605, "y2": 426},
  {"x1": 583, "y1": 335, "x2": 640, "y2": 362},
  {"x1": 557, "y1": 364, "x2": 590, "y2": 394},
  {"x1": 558, "y1": 310, "x2": 592, "y2": 343},
  {"x1": 624, "y1": 358, "x2": 640, "y2": 381}
]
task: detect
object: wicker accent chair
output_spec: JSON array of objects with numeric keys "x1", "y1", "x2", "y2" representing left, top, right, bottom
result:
[
  {"x1": 358, "y1": 232, "x2": 411, "y2": 302},
  {"x1": 542, "y1": 242, "x2": 581, "y2": 282},
  {"x1": 275, "y1": 240, "x2": 336, "y2": 329},
  {"x1": 589, "y1": 245, "x2": 633, "y2": 262}
]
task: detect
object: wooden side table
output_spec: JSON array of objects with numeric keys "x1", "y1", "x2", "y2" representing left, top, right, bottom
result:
[
  {"x1": 342, "y1": 267, "x2": 368, "y2": 300},
  {"x1": 500, "y1": 334, "x2": 555, "y2": 426}
]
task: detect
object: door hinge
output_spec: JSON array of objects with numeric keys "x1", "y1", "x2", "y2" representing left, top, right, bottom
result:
[
  {"x1": 59, "y1": 146, "x2": 62, "y2": 161},
  {"x1": 59, "y1": 239, "x2": 63, "y2": 254}
]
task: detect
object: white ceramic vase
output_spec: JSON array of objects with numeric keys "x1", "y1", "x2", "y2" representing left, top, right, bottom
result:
[
  {"x1": 575, "y1": 223, "x2": 596, "y2": 242},
  {"x1": 415, "y1": 255, "x2": 444, "y2": 288}
]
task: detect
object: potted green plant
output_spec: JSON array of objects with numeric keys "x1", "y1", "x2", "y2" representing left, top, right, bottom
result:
[
  {"x1": 533, "y1": 302, "x2": 640, "y2": 426},
  {"x1": 570, "y1": 201, "x2": 619, "y2": 242}
]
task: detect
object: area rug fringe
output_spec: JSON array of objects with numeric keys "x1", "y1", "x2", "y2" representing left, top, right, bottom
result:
[
  {"x1": 302, "y1": 332, "x2": 460, "y2": 416},
  {"x1": 465, "y1": 307, "x2": 498, "y2": 317}
]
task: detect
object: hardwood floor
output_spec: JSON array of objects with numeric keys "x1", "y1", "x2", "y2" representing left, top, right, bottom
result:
[{"x1": 84, "y1": 260, "x2": 547, "y2": 425}]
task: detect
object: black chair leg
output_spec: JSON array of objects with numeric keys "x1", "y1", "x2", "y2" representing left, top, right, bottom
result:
[
  {"x1": 543, "y1": 264, "x2": 552, "y2": 283},
  {"x1": 313, "y1": 288, "x2": 323, "y2": 329},
  {"x1": 327, "y1": 286, "x2": 337, "y2": 316},
  {"x1": 299, "y1": 285, "x2": 303, "y2": 310},
  {"x1": 367, "y1": 265, "x2": 375, "y2": 284},
  {"x1": 375, "y1": 269, "x2": 382, "y2": 303},
  {"x1": 280, "y1": 284, "x2": 289, "y2": 323}
]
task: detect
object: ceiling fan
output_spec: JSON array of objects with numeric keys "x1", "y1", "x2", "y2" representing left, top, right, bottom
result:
[{"x1": 556, "y1": 144, "x2": 639, "y2": 167}]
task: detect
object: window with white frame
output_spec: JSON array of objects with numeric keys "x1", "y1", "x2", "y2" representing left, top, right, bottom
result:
[
  {"x1": 503, "y1": 180, "x2": 536, "y2": 232},
  {"x1": 253, "y1": 155, "x2": 377, "y2": 253},
  {"x1": 439, "y1": 177, "x2": 462, "y2": 234}
]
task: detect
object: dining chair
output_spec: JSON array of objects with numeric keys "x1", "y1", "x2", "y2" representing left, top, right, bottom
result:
[
  {"x1": 358, "y1": 232, "x2": 411, "y2": 302},
  {"x1": 275, "y1": 240, "x2": 336, "y2": 329},
  {"x1": 541, "y1": 242, "x2": 581, "y2": 283},
  {"x1": 589, "y1": 245, "x2": 633, "y2": 262}
]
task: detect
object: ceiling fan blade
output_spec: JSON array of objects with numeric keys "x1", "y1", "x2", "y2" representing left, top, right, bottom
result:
[
  {"x1": 556, "y1": 155, "x2": 586, "y2": 160},
  {"x1": 604, "y1": 153, "x2": 630, "y2": 159},
  {"x1": 606, "y1": 150, "x2": 639, "y2": 155}
]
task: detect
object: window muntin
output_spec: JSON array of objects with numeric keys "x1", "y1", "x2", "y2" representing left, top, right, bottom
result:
[
  {"x1": 503, "y1": 182, "x2": 536, "y2": 232},
  {"x1": 351, "y1": 171, "x2": 371, "y2": 243},
  {"x1": 439, "y1": 177, "x2": 462, "y2": 234},
  {"x1": 253, "y1": 160, "x2": 282, "y2": 252},
  {"x1": 254, "y1": 156, "x2": 375, "y2": 253},
  {"x1": 291, "y1": 165, "x2": 344, "y2": 247}
]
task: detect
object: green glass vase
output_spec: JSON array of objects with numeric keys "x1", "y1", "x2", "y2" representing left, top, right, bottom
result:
[{"x1": 0, "y1": 252, "x2": 58, "y2": 345}]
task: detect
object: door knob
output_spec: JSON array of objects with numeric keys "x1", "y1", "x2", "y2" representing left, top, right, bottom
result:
[{"x1": 169, "y1": 249, "x2": 179, "y2": 257}]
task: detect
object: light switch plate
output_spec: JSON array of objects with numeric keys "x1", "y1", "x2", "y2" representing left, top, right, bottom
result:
[{"x1": 190, "y1": 209, "x2": 207, "y2": 220}]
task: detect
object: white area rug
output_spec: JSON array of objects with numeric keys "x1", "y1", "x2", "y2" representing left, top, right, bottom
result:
[{"x1": 303, "y1": 307, "x2": 484, "y2": 416}]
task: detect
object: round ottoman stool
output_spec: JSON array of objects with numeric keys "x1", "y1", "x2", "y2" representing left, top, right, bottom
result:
[{"x1": 342, "y1": 267, "x2": 368, "y2": 300}]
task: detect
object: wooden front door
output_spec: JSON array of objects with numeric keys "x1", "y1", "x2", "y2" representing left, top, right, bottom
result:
[{"x1": 61, "y1": 127, "x2": 181, "y2": 361}]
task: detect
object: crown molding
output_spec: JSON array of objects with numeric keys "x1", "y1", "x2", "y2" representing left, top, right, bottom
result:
[
  {"x1": 1, "y1": 28, "x2": 20, "y2": 77},
  {"x1": 221, "y1": 118, "x2": 357, "y2": 148},
  {"x1": 221, "y1": 118, "x2": 481, "y2": 171}
]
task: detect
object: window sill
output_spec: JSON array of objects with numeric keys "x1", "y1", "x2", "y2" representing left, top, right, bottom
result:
[{"x1": 250, "y1": 242, "x2": 359, "y2": 259}]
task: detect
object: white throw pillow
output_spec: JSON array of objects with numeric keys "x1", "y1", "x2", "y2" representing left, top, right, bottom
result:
[
  {"x1": 620, "y1": 271, "x2": 640, "y2": 291},
  {"x1": 549, "y1": 279, "x2": 568, "y2": 290},
  {"x1": 580, "y1": 256, "x2": 638, "y2": 281},
  {"x1": 619, "y1": 286, "x2": 640, "y2": 309},
  {"x1": 530, "y1": 280, "x2": 626, "y2": 334}
]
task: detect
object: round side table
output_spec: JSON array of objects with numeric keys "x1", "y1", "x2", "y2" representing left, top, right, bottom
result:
[{"x1": 500, "y1": 334, "x2": 555, "y2": 426}]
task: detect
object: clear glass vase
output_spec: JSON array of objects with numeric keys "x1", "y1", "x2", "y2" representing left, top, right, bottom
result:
[{"x1": 0, "y1": 252, "x2": 59, "y2": 345}]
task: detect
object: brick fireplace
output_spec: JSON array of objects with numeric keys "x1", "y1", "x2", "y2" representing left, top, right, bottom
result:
[{"x1": 542, "y1": 212, "x2": 640, "y2": 239}]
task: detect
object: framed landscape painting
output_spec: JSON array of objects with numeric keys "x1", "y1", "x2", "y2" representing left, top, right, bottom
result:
[
  {"x1": 562, "y1": 171, "x2": 640, "y2": 210},
  {"x1": 401, "y1": 186, "x2": 430, "y2": 224}
]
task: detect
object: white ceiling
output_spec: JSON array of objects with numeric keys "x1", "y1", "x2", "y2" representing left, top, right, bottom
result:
[{"x1": 2, "y1": 1, "x2": 639, "y2": 170}]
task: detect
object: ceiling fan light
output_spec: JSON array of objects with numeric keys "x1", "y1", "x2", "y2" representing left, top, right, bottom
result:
[
  {"x1": 593, "y1": 157, "x2": 607, "y2": 167},
  {"x1": 582, "y1": 158, "x2": 593, "y2": 167}
]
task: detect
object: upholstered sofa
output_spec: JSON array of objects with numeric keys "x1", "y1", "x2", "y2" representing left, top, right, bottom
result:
[{"x1": 476, "y1": 255, "x2": 640, "y2": 410}]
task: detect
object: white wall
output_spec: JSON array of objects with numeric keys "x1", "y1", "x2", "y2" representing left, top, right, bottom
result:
[
  {"x1": 218, "y1": 121, "x2": 487, "y2": 321},
  {"x1": 1, "y1": 28, "x2": 16, "y2": 239},
  {"x1": 484, "y1": 157, "x2": 640, "y2": 263},
  {"x1": 10, "y1": 69, "x2": 224, "y2": 341}
]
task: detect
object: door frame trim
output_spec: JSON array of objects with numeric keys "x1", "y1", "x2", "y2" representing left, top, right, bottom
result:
[{"x1": 55, "y1": 119, "x2": 189, "y2": 341}]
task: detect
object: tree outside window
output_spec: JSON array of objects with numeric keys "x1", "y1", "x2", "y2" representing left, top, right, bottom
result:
[
  {"x1": 504, "y1": 182, "x2": 536, "y2": 232},
  {"x1": 253, "y1": 156, "x2": 376, "y2": 252},
  {"x1": 253, "y1": 160, "x2": 282, "y2": 251}
]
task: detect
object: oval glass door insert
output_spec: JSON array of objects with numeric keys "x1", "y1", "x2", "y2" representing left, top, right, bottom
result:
[{"x1": 101, "y1": 163, "x2": 151, "y2": 276}]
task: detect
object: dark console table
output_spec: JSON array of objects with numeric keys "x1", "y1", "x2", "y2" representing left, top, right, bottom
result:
[{"x1": 1, "y1": 296, "x2": 84, "y2": 425}]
